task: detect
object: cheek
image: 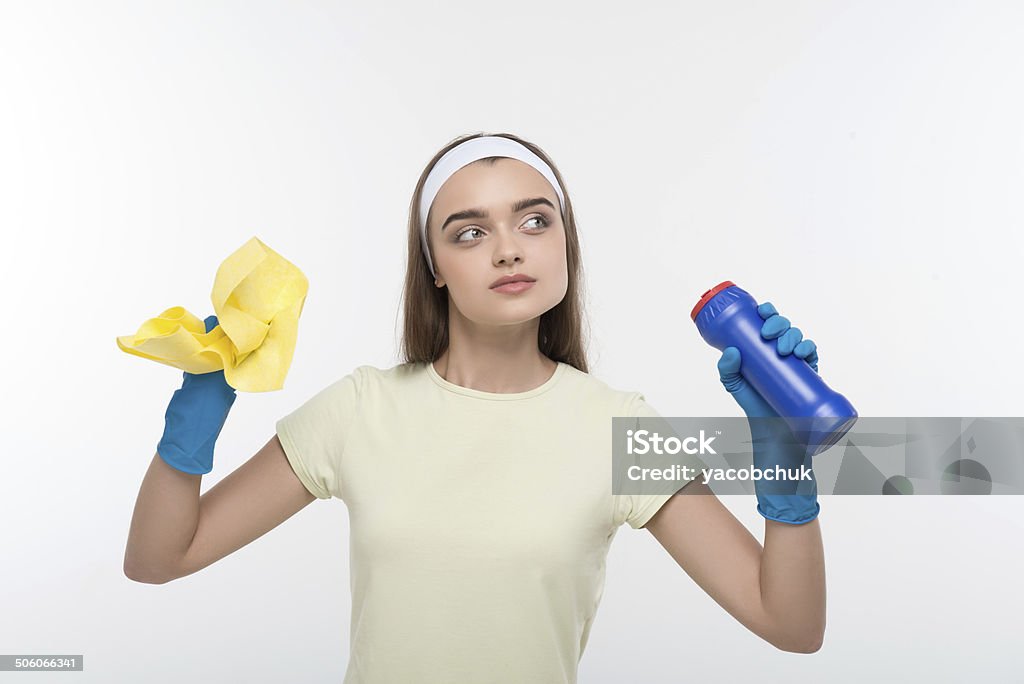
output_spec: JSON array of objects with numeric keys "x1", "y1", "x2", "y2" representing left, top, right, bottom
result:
[
  {"x1": 445, "y1": 251, "x2": 482, "y2": 279},
  {"x1": 538, "y1": 225, "x2": 567, "y2": 257},
  {"x1": 540, "y1": 237, "x2": 569, "y2": 292},
  {"x1": 543, "y1": 230, "x2": 568, "y2": 267}
]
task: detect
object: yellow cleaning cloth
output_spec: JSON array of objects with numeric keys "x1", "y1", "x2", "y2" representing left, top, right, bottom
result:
[{"x1": 116, "y1": 236, "x2": 308, "y2": 392}]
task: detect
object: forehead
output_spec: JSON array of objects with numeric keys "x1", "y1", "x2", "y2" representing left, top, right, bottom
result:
[{"x1": 431, "y1": 157, "x2": 556, "y2": 213}]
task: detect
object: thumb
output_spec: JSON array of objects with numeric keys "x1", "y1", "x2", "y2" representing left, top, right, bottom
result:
[
  {"x1": 181, "y1": 315, "x2": 231, "y2": 387},
  {"x1": 717, "y1": 347, "x2": 744, "y2": 393},
  {"x1": 717, "y1": 347, "x2": 774, "y2": 418}
]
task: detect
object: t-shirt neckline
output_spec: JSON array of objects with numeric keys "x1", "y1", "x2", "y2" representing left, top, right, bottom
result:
[{"x1": 426, "y1": 360, "x2": 567, "y2": 400}]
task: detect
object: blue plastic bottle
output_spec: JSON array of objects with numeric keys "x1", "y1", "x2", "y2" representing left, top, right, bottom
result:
[{"x1": 692, "y1": 281, "x2": 858, "y2": 457}]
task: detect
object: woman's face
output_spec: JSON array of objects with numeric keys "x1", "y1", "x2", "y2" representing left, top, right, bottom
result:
[{"x1": 428, "y1": 157, "x2": 568, "y2": 327}]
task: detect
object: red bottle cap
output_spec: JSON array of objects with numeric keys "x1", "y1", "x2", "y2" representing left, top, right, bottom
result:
[{"x1": 690, "y1": 280, "x2": 736, "y2": 321}]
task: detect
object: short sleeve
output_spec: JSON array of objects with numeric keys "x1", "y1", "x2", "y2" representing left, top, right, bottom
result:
[
  {"x1": 275, "y1": 367, "x2": 363, "y2": 500},
  {"x1": 614, "y1": 392, "x2": 703, "y2": 529}
]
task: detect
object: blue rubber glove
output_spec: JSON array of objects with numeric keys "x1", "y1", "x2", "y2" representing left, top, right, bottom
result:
[
  {"x1": 717, "y1": 301, "x2": 821, "y2": 524},
  {"x1": 156, "y1": 315, "x2": 237, "y2": 475}
]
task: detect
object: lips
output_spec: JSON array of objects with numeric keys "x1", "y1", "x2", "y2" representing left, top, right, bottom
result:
[
  {"x1": 492, "y1": 280, "x2": 535, "y2": 294},
  {"x1": 490, "y1": 274, "x2": 537, "y2": 288}
]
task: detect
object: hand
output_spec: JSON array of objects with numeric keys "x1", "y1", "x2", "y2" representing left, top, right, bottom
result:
[
  {"x1": 717, "y1": 301, "x2": 818, "y2": 419},
  {"x1": 156, "y1": 315, "x2": 238, "y2": 475},
  {"x1": 716, "y1": 301, "x2": 821, "y2": 524}
]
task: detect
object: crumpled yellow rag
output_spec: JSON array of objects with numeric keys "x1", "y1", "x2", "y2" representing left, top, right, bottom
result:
[{"x1": 116, "y1": 236, "x2": 308, "y2": 392}]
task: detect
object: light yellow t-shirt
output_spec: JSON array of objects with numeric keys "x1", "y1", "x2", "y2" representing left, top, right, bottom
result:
[{"x1": 275, "y1": 360, "x2": 699, "y2": 684}]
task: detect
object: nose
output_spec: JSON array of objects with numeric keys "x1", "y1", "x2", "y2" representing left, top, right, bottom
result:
[{"x1": 492, "y1": 230, "x2": 524, "y2": 269}]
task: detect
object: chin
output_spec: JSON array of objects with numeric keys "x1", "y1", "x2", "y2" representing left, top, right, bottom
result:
[{"x1": 473, "y1": 304, "x2": 550, "y2": 327}]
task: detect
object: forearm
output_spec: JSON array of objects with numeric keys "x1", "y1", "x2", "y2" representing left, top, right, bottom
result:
[
  {"x1": 123, "y1": 452, "x2": 201, "y2": 583},
  {"x1": 759, "y1": 517, "x2": 826, "y2": 652}
]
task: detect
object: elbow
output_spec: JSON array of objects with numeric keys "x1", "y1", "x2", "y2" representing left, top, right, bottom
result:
[
  {"x1": 125, "y1": 573, "x2": 173, "y2": 585},
  {"x1": 788, "y1": 637, "x2": 824, "y2": 654},
  {"x1": 774, "y1": 629, "x2": 825, "y2": 654},
  {"x1": 123, "y1": 568, "x2": 171, "y2": 585},
  {"x1": 123, "y1": 558, "x2": 177, "y2": 585}
]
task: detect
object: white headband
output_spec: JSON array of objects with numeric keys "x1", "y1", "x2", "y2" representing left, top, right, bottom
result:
[{"x1": 418, "y1": 136, "x2": 566, "y2": 279}]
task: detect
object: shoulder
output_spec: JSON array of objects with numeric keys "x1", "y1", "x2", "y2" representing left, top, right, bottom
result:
[
  {"x1": 556, "y1": 363, "x2": 645, "y2": 417},
  {"x1": 344, "y1": 361, "x2": 428, "y2": 395}
]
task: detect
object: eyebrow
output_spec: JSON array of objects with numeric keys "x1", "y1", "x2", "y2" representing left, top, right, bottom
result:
[{"x1": 440, "y1": 197, "x2": 556, "y2": 232}]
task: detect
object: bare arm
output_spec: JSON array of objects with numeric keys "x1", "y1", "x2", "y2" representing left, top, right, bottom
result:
[
  {"x1": 643, "y1": 480, "x2": 826, "y2": 653},
  {"x1": 123, "y1": 435, "x2": 317, "y2": 584}
]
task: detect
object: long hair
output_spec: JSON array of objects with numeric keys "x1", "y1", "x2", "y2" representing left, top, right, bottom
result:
[{"x1": 399, "y1": 132, "x2": 590, "y2": 373}]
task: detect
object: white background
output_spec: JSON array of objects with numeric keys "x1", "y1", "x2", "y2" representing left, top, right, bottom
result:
[{"x1": 1, "y1": 1, "x2": 1022, "y2": 681}]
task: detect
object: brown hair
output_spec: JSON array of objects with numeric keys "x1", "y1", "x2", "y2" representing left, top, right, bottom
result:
[{"x1": 399, "y1": 131, "x2": 590, "y2": 373}]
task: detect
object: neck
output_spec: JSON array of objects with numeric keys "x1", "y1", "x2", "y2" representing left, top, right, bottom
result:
[{"x1": 433, "y1": 314, "x2": 556, "y2": 394}]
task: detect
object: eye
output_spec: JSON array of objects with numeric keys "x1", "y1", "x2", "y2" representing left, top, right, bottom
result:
[
  {"x1": 453, "y1": 227, "x2": 485, "y2": 243},
  {"x1": 452, "y1": 215, "x2": 550, "y2": 243}
]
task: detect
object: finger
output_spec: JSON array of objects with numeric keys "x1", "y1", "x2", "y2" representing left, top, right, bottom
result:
[
  {"x1": 717, "y1": 347, "x2": 743, "y2": 391},
  {"x1": 757, "y1": 302, "x2": 778, "y2": 320},
  {"x1": 776, "y1": 327, "x2": 803, "y2": 355},
  {"x1": 794, "y1": 338, "x2": 816, "y2": 359},
  {"x1": 761, "y1": 314, "x2": 790, "y2": 340},
  {"x1": 794, "y1": 339, "x2": 818, "y2": 371},
  {"x1": 717, "y1": 346, "x2": 741, "y2": 376}
]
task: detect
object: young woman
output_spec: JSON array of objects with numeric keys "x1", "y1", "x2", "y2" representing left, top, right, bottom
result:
[{"x1": 124, "y1": 132, "x2": 826, "y2": 683}]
